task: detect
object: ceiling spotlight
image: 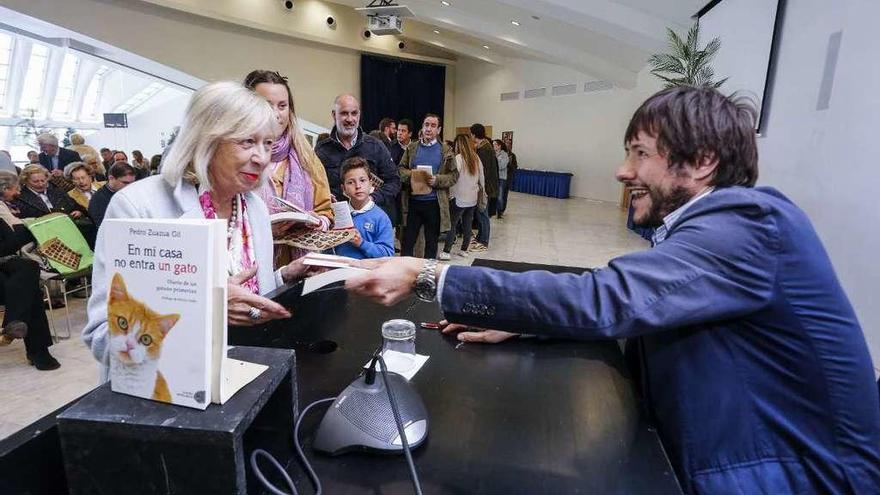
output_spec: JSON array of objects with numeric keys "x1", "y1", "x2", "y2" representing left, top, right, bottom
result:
[
  {"x1": 433, "y1": 29, "x2": 440, "y2": 34},
  {"x1": 483, "y1": 45, "x2": 490, "y2": 50},
  {"x1": 511, "y1": 20, "x2": 520, "y2": 26},
  {"x1": 441, "y1": 1, "x2": 451, "y2": 6}
]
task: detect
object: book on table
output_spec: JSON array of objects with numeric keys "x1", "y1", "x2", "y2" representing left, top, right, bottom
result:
[{"x1": 102, "y1": 218, "x2": 267, "y2": 410}]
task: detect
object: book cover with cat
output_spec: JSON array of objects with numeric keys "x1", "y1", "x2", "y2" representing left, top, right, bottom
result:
[{"x1": 103, "y1": 218, "x2": 226, "y2": 410}]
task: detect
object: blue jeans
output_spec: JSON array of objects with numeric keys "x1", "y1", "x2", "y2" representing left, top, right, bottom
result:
[
  {"x1": 476, "y1": 207, "x2": 491, "y2": 246},
  {"x1": 497, "y1": 179, "x2": 508, "y2": 214}
]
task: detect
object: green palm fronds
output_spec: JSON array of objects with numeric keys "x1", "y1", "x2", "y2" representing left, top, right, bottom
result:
[{"x1": 649, "y1": 23, "x2": 728, "y2": 89}]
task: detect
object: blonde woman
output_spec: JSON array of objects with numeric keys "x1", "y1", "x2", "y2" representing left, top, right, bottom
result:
[
  {"x1": 82, "y1": 82, "x2": 318, "y2": 382},
  {"x1": 243, "y1": 70, "x2": 333, "y2": 232}
]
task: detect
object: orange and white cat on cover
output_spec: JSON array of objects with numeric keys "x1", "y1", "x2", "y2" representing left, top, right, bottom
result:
[{"x1": 107, "y1": 273, "x2": 180, "y2": 403}]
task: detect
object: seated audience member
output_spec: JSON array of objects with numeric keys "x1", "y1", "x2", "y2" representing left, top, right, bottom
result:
[
  {"x1": 493, "y1": 139, "x2": 510, "y2": 219},
  {"x1": 13, "y1": 165, "x2": 86, "y2": 220},
  {"x1": 333, "y1": 157, "x2": 393, "y2": 259},
  {"x1": 149, "y1": 154, "x2": 162, "y2": 175},
  {"x1": 130, "y1": 150, "x2": 151, "y2": 181},
  {"x1": 88, "y1": 162, "x2": 136, "y2": 228},
  {"x1": 112, "y1": 151, "x2": 128, "y2": 166},
  {"x1": 83, "y1": 81, "x2": 318, "y2": 382},
  {"x1": 27, "y1": 150, "x2": 40, "y2": 165},
  {"x1": 82, "y1": 153, "x2": 106, "y2": 181},
  {"x1": 441, "y1": 134, "x2": 485, "y2": 259},
  {"x1": 68, "y1": 133, "x2": 98, "y2": 164},
  {"x1": 346, "y1": 86, "x2": 880, "y2": 494},
  {"x1": 100, "y1": 148, "x2": 113, "y2": 171},
  {"x1": 65, "y1": 162, "x2": 102, "y2": 210},
  {"x1": 399, "y1": 113, "x2": 459, "y2": 259},
  {"x1": 315, "y1": 94, "x2": 401, "y2": 223},
  {"x1": 38, "y1": 133, "x2": 81, "y2": 178},
  {"x1": 0, "y1": 150, "x2": 15, "y2": 173},
  {"x1": 0, "y1": 170, "x2": 60, "y2": 370},
  {"x1": 15, "y1": 164, "x2": 96, "y2": 248}
]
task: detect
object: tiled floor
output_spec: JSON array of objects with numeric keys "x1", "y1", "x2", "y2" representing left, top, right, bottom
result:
[{"x1": 0, "y1": 192, "x2": 649, "y2": 440}]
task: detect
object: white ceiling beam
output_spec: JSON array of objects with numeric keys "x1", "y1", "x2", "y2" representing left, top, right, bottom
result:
[
  {"x1": 492, "y1": 0, "x2": 674, "y2": 53},
  {"x1": 404, "y1": 12, "x2": 639, "y2": 87},
  {"x1": 404, "y1": 21, "x2": 505, "y2": 65}
]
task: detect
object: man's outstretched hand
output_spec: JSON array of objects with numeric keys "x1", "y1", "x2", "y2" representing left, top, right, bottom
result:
[{"x1": 437, "y1": 320, "x2": 518, "y2": 344}]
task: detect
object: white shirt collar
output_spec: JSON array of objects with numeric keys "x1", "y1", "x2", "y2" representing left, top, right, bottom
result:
[
  {"x1": 350, "y1": 199, "x2": 375, "y2": 215},
  {"x1": 420, "y1": 137, "x2": 438, "y2": 147}
]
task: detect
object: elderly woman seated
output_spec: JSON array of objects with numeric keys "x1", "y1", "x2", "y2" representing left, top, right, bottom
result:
[
  {"x1": 12, "y1": 164, "x2": 97, "y2": 249},
  {"x1": 83, "y1": 81, "x2": 317, "y2": 382},
  {"x1": 0, "y1": 170, "x2": 60, "y2": 370},
  {"x1": 64, "y1": 161, "x2": 104, "y2": 210}
]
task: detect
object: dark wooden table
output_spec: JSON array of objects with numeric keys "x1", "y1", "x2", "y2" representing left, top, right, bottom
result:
[{"x1": 231, "y1": 290, "x2": 682, "y2": 494}]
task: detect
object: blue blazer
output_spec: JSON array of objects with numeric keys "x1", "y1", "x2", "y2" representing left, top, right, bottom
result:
[{"x1": 441, "y1": 186, "x2": 880, "y2": 494}]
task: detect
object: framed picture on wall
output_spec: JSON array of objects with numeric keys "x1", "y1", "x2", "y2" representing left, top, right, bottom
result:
[{"x1": 502, "y1": 131, "x2": 513, "y2": 151}]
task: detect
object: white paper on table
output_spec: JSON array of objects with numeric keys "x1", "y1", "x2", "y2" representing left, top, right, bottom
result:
[{"x1": 363, "y1": 350, "x2": 429, "y2": 381}]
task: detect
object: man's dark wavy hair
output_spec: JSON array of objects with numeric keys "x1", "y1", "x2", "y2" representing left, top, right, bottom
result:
[{"x1": 624, "y1": 86, "x2": 759, "y2": 188}]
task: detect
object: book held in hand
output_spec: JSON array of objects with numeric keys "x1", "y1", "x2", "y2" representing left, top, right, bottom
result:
[
  {"x1": 272, "y1": 197, "x2": 321, "y2": 226},
  {"x1": 331, "y1": 201, "x2": 354, "y2": 230},
  {"x1": 103, "y1": 218, "x2": 267, "y2": 410}
]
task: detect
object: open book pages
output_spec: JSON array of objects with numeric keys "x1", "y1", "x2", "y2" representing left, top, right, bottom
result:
[
  {"x1": 270, "y1": 211, "x2": 321, "y2": 226},
  {"x1": 302, "y1": 252, "x2": 360, "y2": 269}
]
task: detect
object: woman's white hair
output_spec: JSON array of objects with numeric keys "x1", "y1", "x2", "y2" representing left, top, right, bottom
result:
[{"x1": 161, "y1": 81, "x2": 278, "y2": 190}]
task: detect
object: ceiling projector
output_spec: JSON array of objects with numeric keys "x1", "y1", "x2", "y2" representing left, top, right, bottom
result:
[{"x1": 356, "y1": 1, "x2": 414, "y2": 36}]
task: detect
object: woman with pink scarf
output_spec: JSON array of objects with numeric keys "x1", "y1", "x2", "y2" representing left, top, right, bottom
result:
[{"x1": 244, "y1": 70, "x2": 334, "y2": 262}]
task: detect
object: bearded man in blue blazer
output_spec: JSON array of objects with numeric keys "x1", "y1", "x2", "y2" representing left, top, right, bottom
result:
[{"x1": 346, "y1": 86, "x2": 880, "y2": 494}]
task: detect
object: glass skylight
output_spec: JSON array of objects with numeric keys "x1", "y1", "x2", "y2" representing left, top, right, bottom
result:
[
  {"x1": 0, "y1": 33, "x2": 13, "y2": 116},
  {"x1": 51, "y1": 53, "x2": 80, "y2": 120},
  {"x1": 17, "y1": 43, "x2": 50, "y2": 118}
]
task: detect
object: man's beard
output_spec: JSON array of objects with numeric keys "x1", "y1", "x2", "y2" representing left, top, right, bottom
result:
[
  {"x1": 635, "y1": 185, "x2": 693, "y2": 228},
  {"x1": 337, "y1": 125, "x2": 357, "y2": 138}
]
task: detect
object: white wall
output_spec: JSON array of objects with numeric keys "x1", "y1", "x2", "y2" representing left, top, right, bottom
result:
[
  {"x1": 757, "y1": 0, "x2": 880, "y2": 367},
  {"x1": 86, "y1": 87, "x2": 190, "y2": 158},
  {"x1": 454, "y1": 57, "x2": 659, "y2": 203}
]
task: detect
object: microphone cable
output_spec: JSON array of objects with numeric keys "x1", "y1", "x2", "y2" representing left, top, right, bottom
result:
[{"x1": 250, "y1": 396, "x2": 336, "y2": 495}]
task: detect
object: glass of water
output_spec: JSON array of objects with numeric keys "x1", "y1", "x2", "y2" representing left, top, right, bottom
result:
[{"x1": 381, "y1": 319, "x2": 417, "y2": 374}]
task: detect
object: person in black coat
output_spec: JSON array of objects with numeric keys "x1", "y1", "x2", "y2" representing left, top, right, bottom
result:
[
  {"x1": 315, "y1": 94, "x2": 401, "y2": 225},
  {"x1": 0, "y1": 170, "x2": 60, "y2": 370},
  {"x1": 13, "y1": 165, "x2": 96, "y2": 248},
  {"x1": 37, "y1": 133, "x2": 81, "y2": 177},
  {"x1": 88, "y1": 162, "x2": 137, "y2": 228}
]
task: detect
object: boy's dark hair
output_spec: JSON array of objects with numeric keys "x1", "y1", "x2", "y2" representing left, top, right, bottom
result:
[
  {"x1": 341, "y1": 156, "x2": 371, "y2": 179},
  {"x1": 108, "y1": 162, "x2": 136, "y2": 179},
  {"x1": 469, "y1": 123, "x2": 486, "y2": 139},
  {"x1": 625, "y1": 86, "x2": 759, "y2": 188},
  {"x1": 100, "y1": 147, "x2": 111, "y2": 153},
  {"x1": 398, "y1": 118, "x2": 414, "y2": 132}
]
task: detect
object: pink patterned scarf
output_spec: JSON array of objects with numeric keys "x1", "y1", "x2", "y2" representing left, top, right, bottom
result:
[
  {"x1": 199, "y1": 190, "x2": 259, "y2": 294},
  {"x1": 258, "y1": 130, "x2": 314, "y2": 214}
]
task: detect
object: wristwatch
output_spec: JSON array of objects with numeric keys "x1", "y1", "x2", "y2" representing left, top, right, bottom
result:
[{"x1": 413, "y1": 259, "x2": 439, "y2": 302}]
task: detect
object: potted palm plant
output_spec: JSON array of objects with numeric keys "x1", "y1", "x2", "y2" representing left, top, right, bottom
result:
[{"x1": 649, "y1": 23, "x2": 727, "y2": 88}]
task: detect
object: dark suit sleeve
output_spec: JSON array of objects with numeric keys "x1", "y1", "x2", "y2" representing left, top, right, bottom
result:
[
  {"x1": 0, "y1": 223, "x2": 34, "y2": 257},
  {"x1": 440, "y1": 204, "x2": 778, "y2": 338},
  {"x1": 370, "y1": 142, "x2": 401, "y2": 208}
]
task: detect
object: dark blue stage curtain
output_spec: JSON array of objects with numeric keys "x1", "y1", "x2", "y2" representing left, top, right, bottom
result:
[{"x1": 360, "y1": 54, "x2": 446, "y2": 136}]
